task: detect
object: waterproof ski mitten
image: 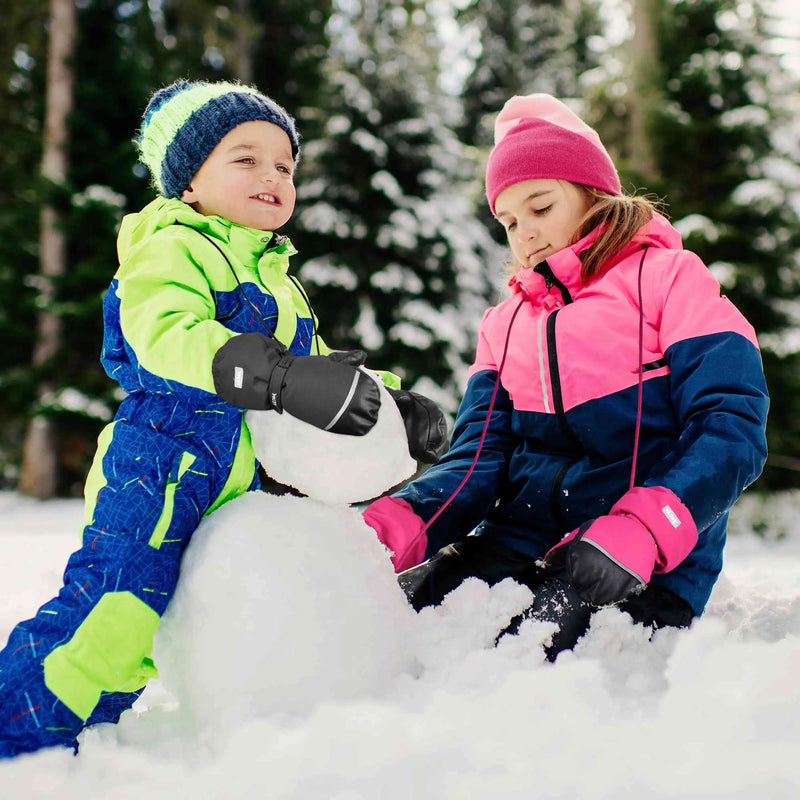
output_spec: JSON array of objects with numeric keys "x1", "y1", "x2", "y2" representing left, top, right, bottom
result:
[
  {"x1": 387, "y1": 388, "x2": 448, "y2": 463},
  {"x1": 362, "y1": 496, "x2": 428, "y2": 572},
  {"x1": 541, "y1": 486, "x2": 698, "y2": 606},
  {"x1": 212, "y1": 332, "x2": 381, "y2": 435}
]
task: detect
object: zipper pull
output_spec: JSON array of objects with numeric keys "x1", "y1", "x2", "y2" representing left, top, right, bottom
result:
[
  {"x1": 534, "y1": 261, "x2": 555, "y2": 291},
  {"x1": 262, "y1": 233, "x2": 294, "y2": 255},
  {"x1": 534, "y1": 259, "x2": 574, "y2": 305}
]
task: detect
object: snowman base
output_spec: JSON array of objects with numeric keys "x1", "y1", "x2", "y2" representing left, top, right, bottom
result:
[{"x1": 149, "y1": 376, "x2": 419, "y2": 741}]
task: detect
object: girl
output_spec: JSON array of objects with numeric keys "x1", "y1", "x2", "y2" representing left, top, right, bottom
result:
[{"x1": 364, "y1": 93, "x2": 769, "y2": 658}]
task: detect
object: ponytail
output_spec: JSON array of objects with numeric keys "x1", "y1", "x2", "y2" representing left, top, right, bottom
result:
[{"x1": 573, "y1": 188, "x2": 664, "y2": 282}]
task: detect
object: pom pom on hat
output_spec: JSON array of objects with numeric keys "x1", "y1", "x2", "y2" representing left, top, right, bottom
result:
[
  {"x1": 485, "y1": 93, "x2": 621, "y2": 215},
  {"x1": 138, "y1": 80, "x2": 301, "y2": 198}
]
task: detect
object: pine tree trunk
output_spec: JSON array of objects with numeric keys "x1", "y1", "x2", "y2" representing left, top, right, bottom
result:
[
  {"x1": 234, "y1": 0, "x2": 254, "y2": 84},
  {"x1": 629, "y1": 0, "x2": 660, "y2": 182},
  {"x1": 18, "y1": 0, "x2": 76, "y2": 499}
]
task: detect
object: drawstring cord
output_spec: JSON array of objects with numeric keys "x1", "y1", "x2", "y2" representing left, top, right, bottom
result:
[
  {"x1": 175, "y1": 223, "x2": 277, "y2": 337},
  {"x1": 422, "y1": 294, "x2": 528, "y2": 534},
  {"x1": 629, "y1": 245, "x2": 649, "y2": 490},
  {"x1": 175, "y1": 223, "x2": 322, "y2": 353},
  {"x1": 288, "y1": 274, "x2": 322, "y2": 355},
  {"x1": 423, "y1": 244, "x2": 649, "y2": 533}
]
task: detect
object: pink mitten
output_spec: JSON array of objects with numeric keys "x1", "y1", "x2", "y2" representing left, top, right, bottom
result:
[
  {"x1": 541, "y1": 486, "x2": 698, "y2": 606},
  {"x1": 362, "y1": 496, "x2": 428, "y2": 573}
]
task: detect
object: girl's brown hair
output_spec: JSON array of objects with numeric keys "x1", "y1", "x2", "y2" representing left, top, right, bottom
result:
[{"x1": 572, "y1": 187, "x2": 664, "y2": 282}]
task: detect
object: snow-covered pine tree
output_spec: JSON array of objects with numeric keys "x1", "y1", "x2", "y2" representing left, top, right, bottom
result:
[
  {"x1": 455, "y1": 0, "x2": 605, "y2": 148},
  {"x1": 291, "y1": 0, "x2": 502, "y2": 412},
  {"x1": 452, "y1": 0, "x2": 606, "y2": 246},
  {"x1": 588, "y1": 0, "x2": 800, "y2": 489}
]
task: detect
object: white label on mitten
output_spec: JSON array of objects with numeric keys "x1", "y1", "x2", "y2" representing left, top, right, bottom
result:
[
  {"x1": 662, "y1": 504, "x2": 681, "y2": 528},
  {"x1": 234, "y1": 366, "x2": 244, "y2": 389}
]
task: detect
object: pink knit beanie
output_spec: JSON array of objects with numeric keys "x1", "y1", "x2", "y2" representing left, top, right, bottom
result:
[{"x1": 485, "y1": 93, "x2": 621, "y2": 215}]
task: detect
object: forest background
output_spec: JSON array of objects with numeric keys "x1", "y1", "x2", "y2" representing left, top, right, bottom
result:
[{"x1": 1, "y1": 0, "x2": 799, "y2": 501}]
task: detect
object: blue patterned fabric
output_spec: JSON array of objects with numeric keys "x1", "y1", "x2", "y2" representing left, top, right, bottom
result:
[{"x1": 0, "y1": 203, "x2": 316, "y2": 757}]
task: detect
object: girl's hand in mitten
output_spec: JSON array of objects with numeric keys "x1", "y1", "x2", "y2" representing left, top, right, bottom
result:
[
  {"x1": 386, "y1": 388, "x2": 448, "y2": 463},
  {"x1": 212, "y1": 333, "x2": 380, "y2": 435},
  {"x1": 362, "y1": 496, "x2": 428, "y2": 572},
  {"x1": 540, "y1": 486, "x2": 698, "y2": 606}
]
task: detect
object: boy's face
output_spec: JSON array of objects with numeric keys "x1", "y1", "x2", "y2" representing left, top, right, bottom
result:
[{"x1": 181, "y1": 120, "x2": 296, "y2": 231}]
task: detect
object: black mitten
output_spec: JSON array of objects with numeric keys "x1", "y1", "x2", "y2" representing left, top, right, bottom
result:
[
  {"x1": 327, "y1": 349, "x2": 368, "y2": 367},
  {"x1": 212, "y1": 333, "x2": 381, "y2": 435},
  {"x1": 212, "y1": 332, "x2": 285, "y2": 409},
  {"x1": 387, "y1": 387, "x2": 448, "y2": 463}
]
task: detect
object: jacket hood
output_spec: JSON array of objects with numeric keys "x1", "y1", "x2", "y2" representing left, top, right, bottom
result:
[
  {"x1": 509, "y1": 211, "x2": 683, "y2": 303},
  {"x1": 116, "y1": 196, "x2": 296, "y2": 264}
]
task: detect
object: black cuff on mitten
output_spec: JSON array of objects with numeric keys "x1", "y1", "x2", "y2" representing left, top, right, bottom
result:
[
  {"x1": 213, "y1": 333, "x2": 381, "y2": 435},
  {"x1": 212, "y1": 333, "x2": 288, "y2": 409},
  {"x1": 266, "y1": 354, "x2": 294, "y2": 412}
]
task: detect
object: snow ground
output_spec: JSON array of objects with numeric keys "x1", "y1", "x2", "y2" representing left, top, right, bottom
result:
[
  {"x1": 0, "y1": 397, "x2": 798, "y2": 798},
  {"x1": 0, "y1": 488, "x2": 798, "y2": 799}
]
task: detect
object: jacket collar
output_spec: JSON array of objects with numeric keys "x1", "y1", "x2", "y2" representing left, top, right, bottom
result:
[
  {"x1": 227, "y1": 224, "x2": 296, "y2": 271},
  {"x1": 117, "y1": 196, "x2": 298, "y2": 268},
  {"x1": 507, "y1": 212, "x2": 681, "y2": 305},
  {"x1": 508, "y1": 225, "x2": 596, "y2": 306}
]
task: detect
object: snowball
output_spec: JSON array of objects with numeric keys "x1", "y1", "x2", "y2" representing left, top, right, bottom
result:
[
  {"x1": 246, "y1": 369, "x2": 416, "y2": 505},
  {"x1": 148, "y1": 369, "x2": 419, "y2": 744},
  {"x1": 152, "y1": 492, "x2": 416, "y2": 740}
]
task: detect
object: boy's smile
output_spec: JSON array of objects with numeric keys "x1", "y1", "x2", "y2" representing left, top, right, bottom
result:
[{"x1": 181, "y1": 120, "x2": 296, "y2": 231}]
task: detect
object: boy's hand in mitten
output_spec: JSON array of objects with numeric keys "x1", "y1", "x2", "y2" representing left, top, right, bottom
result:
[
  {"x1": 386, "y1": 388, "x2": 448, "y2": 464},
  {"x1": 212, "y1": 333, "x2": 380, "y2": 435},
  {"x1": 326, "y1": 349, "x2": 368, "y2": 367},
  {"x1": 540, "y1": 486, "x2": 698, "y2": 606}
]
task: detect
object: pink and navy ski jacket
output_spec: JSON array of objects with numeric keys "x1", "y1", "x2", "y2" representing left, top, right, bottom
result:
[{"x1": 394, "y1": 213, "x2": 768, "y2": 614}]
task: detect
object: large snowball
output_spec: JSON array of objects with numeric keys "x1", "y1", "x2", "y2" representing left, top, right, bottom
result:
[
  {"x1": 152, "y1": 492, "x2": 416, "y2": 739},
  {"x1": 246, "y1": 370, "x2": 416, "y2": 505},
  {"x1": 148, "y1": 369, "x2": 419, "y2": 742}
]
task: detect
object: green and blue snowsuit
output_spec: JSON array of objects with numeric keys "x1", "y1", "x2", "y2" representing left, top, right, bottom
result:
[{"x1": 0, "y1": 197, "x2": 328, "y2": 757}]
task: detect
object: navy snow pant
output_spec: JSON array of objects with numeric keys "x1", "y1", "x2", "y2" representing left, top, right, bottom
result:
[{"x1": 0, "y1": 395, "x2": 255, "y2": 758}]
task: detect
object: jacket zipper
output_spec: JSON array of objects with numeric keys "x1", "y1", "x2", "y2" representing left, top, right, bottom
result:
[
  {"x1": 537, "y1": 260, "x2": 582, "y2": 530},
  {"x1": 534, "y1": 259, "x2": 573, "y2": 306},
  {"x1": 545, "y1": 310, "x2": 583, "y2": 451},
  {"x1": 535, "y1": 259, "x2": 577, "y2": 441},
  {"x1": 545, "y1": 309, "x2": 584, "y2": 530}
]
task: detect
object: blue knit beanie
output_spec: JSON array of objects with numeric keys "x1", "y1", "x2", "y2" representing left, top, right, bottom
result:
[{"x1": 137, "y1": 80, "x2": 301, "y2": 198}]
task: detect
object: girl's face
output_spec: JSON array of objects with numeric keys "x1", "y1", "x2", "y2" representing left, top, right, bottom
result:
[
  {"x1": 181, "y1": 120, "x2": 296, "y2": 231},
  {"x1": 494, "y1": 179, "x2": 592, "y2": 270}
]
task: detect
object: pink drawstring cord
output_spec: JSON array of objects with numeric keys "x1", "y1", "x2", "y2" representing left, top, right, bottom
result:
[
  {"x1": 424, "y1": 245, "x2": 648, "y2": 534},
  {"x1": 629, "y1": 246, "x2": 649, "y2": 490},
  {"x1": 422, "y1": 295, "x2": 527, "y2": 533}
]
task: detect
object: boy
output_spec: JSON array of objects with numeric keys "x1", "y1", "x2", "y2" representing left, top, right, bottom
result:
[{"x1": 0, "y1": 80, "x2": 445, "y2": 758}]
